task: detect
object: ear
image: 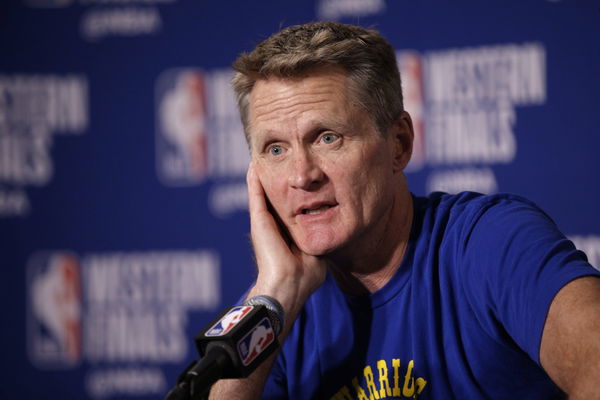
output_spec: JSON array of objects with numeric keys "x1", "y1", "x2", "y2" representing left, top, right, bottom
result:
[{"x1": 388, "y1": 111, "x2": 414, "y2": 173}]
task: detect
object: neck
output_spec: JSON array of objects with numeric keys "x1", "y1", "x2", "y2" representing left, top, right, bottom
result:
[{"x1": 329, "y1": 180, "x2": 413, "y2": 295}]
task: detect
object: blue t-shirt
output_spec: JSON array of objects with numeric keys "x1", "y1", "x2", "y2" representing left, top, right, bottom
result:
[{"x1": 261, "y1": 192, "x2": 599, "y2": 399}]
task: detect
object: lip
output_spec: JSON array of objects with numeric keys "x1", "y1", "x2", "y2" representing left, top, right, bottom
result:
[
  {"x1": 294, "y1": 201, "x2": 338, "y2": 217},
  {"x1": 294, "y1": 201, "x2": 339, "y2": 223}
]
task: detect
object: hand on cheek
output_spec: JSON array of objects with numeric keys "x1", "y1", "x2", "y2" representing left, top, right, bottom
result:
[{"x1": 246, "y1": 162, "x2": 328, "y2": 331}]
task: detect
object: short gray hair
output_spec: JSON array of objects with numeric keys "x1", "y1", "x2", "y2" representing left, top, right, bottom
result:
[{"x1": 231, "y1": 21, "x2": 404, "y2": 141}]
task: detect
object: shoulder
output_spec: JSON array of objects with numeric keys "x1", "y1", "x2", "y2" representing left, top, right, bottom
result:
[
  {"x1": 415, "y1": 191, "x2": 586, "y2": 271},
  {"x1": 412, "y1": 191, "x2": 556, "y2": 248},
  {"x1": 415, "y1": 191, "x2": 549, "y2": 221}
]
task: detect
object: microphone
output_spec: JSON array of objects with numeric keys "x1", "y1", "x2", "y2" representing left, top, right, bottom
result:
[{"x1": 165, "y1": 296, "x2": 284, "y2": 400}]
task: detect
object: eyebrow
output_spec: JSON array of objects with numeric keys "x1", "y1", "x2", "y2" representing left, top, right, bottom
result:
[{"x1": 251, "y1": 117, "x2": 351, "y2": 149}]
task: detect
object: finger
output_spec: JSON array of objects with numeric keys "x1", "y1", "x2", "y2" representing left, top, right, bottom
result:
[
  {"x1": 251, "y1": 164, "x2": 294, "y2": 247},
  {"x1": 247, "y1": 162, "x2": 270, "y2": 216},
  {"x1": 246, "y1": 162, "x2": 283, "y2": 242}
]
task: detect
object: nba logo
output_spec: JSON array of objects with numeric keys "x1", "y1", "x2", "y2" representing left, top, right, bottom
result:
[
  {"x1": 156, "y1": 68, "x2": 210, "y2": 186},
  {"x1": 397, "y1": 50, "x2": 425, "y2": 172},
  {"x1": 26, "y1": 251, "x2": 82, "y2": 368},
  {"x1": 237, "y1": 318, "x2": 275, "y2": 367},
  {"x1": 205, "y1": 306, "x2": 253, "y2": 337}
]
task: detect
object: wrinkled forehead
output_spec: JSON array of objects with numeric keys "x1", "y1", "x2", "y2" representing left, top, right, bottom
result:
[{"x1": 245, "y1": 67, "x2": 361, "y2": 138}]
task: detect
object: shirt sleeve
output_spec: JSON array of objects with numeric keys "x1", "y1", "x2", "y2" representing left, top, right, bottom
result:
[
  {"x1": 261, "y1": 349, "x2": 288, "y2": 399},
  {"x1": 458, "y1": 194, "x2": 600, "y2": 365}
]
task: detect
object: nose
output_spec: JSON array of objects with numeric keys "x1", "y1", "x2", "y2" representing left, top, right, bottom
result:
[{"x1": 288, "y1": 149, "x2": 325, "y2": 190}]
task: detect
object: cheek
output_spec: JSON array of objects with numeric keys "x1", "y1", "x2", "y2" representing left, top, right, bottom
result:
[
  {"x1": 347, "y1": 157, "x2": 392, "y2": 210},
  {"x1": 260, "y1": 170, "x2": 288, "y2": 212}
]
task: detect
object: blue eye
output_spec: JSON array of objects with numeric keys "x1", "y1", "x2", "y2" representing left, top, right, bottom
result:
[
  {"x1": 268, "y1": 145, "x2": 284, "y2": 156},
  {"x1": 321, "y1": 133, "x2": 339, "y2": 144}
]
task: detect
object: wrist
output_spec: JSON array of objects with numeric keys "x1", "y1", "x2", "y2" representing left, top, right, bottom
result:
[
  {"x1": 248, "y1": 275, "x2": 311, "y2": 334},
  {"x1": 244, "y1": 295, "x2": 285, "y2": 336}
]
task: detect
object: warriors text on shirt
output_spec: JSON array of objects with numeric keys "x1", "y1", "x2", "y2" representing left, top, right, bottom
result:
[{"x1": 331, "y1": 358, "x2": 427, "y2": 399}]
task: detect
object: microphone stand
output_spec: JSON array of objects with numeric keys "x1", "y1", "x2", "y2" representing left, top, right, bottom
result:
[
  {"x1": 166, "y1": 298, "x2": 283, "y2": 400},
  {"x1": 165, "y1": 346, "x2": 233, "y2": 400}
]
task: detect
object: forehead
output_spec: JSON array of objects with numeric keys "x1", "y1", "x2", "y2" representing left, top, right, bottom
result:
[{"x1": 246, "y1": 68, "x2": 354, "y2": 137}]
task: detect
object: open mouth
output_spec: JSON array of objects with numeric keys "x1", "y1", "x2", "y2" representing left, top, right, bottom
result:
[{"x1": 301, "y1": 205, "x2": 334, "y2": 215}]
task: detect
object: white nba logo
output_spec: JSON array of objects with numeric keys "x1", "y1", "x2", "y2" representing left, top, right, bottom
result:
[
  {"x1": 27, "y1": 251, "x2": 82, "y2": 368},
  {"x1": 156, "y1": 69, "x2": 209, "y2": 186}
]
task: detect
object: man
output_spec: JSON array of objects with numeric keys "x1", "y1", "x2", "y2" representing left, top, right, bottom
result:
[{"x1": 210, "y1": 22, "x2": 600, "y2": 399}]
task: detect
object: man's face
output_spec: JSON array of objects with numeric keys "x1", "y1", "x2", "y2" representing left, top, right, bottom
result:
[{"x1": 247, "y1": 68, "x2": 404, "y2": 256}]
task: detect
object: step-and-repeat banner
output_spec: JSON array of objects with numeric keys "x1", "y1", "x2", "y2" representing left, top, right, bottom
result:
[{"x1": 1, "y1": 0, "x2": 599, "y2": 398}]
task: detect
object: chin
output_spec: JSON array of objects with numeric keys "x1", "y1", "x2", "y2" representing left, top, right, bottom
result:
[
  {"x1": 299, "y1": 245, "x2": 333, "y2": 257},
  {"x1": 295, "y1": 230, "x2": 343, "y2": 257}
]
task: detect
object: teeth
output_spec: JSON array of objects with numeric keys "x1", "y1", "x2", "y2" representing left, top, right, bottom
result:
[{"x1": 302, "y1": 205, "x2": 331, "y2": 215}]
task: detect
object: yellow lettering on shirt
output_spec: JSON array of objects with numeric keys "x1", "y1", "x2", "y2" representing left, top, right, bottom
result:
[
  {"x1": 416, "y1": 377, "x2": 427, "y2": 395},
  {"x1": 377, "y1": 359, "x2": 392, "y2": 398},
  {"x1": 392, "y1": 358, "x2": 401, "y2": 397},
  {"x1": 363, "y1": 365, "x2": 380, "y2": 400},
  {"x1": 331, "y1": 385, "x2": 354, "y2": 400},
  {"x1": 402, "y1": 360, "x2": 415, "y2": 397},
  {"x1": 332, "y1": 358, "x2": 427, "y2": 399},
  {"x1": 352, "y1": 377, "x2": 371, "y2": 400}
]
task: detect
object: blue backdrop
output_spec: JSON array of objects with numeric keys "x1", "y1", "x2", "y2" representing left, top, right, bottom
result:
[{"x1": 1, "y1": 0, "x2": 599, "y2": 398}]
